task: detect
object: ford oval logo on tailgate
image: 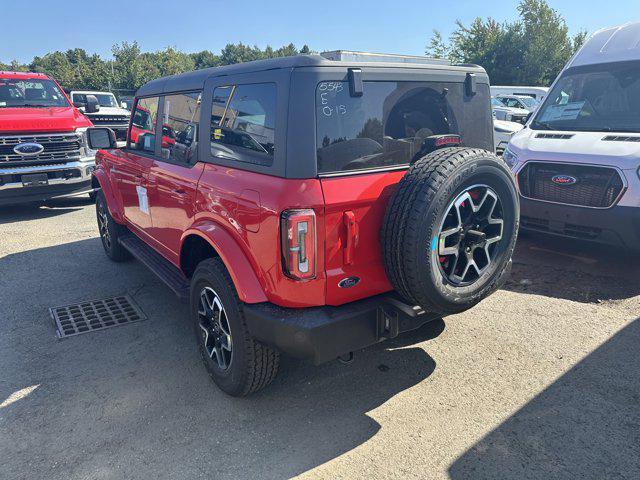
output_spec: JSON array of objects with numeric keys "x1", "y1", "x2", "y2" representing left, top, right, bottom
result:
[
  {"x1": 552, "y1": 174, "x2": 577, "y2": 185},
  {"x1": 338, "y1": 277, "x2": 360, "y2": 289},
  {"x1": 13, "y1": 142, "x2": 44, "y2": 156}
]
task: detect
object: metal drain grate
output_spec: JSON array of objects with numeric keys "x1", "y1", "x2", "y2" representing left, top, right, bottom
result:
[{"x1": 49, "y1": 295, "x2": 147, "y2": 338}]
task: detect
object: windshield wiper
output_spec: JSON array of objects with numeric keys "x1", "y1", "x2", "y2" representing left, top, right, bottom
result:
[
  {"x1": 1, "y1": 104, "x2": 51, "y2": 108},
  {"x1": 531, "y1": 121, "x2": 554, "y2": 130}
]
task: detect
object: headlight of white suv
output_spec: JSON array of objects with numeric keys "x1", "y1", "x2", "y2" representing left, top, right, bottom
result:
[{"x1": 502, "y1": 147, "x2": 519, "y2": 169}]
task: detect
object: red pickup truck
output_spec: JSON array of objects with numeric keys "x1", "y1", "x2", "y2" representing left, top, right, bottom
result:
[
  {"x1": 87, "y1": 52, "x2": 519, "y2": 396},
  {"x1": 0, "y1": 71, "x2": 96, "y2": 205}
]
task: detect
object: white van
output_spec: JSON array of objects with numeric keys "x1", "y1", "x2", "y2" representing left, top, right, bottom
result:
[
  {"x1": 491, "y1": 86, "x2": 549, "y2": 101},
  {"x1": 504, "y1": 22, "x2": 640, "y2": 250}
]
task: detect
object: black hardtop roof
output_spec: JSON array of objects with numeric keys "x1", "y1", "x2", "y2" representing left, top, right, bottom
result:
[{"x1": 136, "y1": 53, "x2": 486, "y2": 97}]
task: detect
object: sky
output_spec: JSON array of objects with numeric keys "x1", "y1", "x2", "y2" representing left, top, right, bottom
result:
[{"x1": 2, "y1": 0, "x2": 639, "y2": 63}]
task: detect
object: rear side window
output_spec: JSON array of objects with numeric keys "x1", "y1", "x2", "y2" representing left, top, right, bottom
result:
[
  {"x1": 161, "y1": 91, "x2": 201, "y2": 163},
  {"x1": 210, "y1": 83, "x2": 276, "y2": 166},
  {"x1": 316, "y1": 80, "x2": 492, "y2": 174},
  {"x1": 129, "y1": 96, "x2": 159, "y2": 153}
]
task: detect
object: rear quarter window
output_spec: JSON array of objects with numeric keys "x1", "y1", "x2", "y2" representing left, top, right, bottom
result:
[
  {"x1": 210, "y1": 83, "x2": 277, "y2": 166},
  {"x1": 316, "y1": 80, "x2": 492, "y2": 174}
]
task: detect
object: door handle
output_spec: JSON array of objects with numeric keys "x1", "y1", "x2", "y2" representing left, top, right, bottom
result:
[{"x1": 343, "y1": 211, "x2": 358, "y2": 265}]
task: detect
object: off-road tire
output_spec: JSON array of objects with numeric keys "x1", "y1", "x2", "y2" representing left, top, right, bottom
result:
[
  {"x1": 382, "y1": 147, "x2": 519, "y2": 314},
  {"x1": 190, "y1": 258, "x2": 280, "y2": 397},
  {"x1": 95, "y1": 190, "x2": 131, "y2": 262}
]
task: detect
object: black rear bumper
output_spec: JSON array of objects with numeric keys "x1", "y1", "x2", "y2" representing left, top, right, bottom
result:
[
  {"x1": 243, "y1": 293, "x2": 441, "y2": 365},
  {"x1": 520, "y1": 197, "x2": 640, "y2": 249}
]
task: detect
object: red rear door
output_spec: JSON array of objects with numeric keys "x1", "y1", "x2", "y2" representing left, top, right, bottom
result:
[
  {"x1": 320, "y1": 170, "x2": 406, "y2": 306},
  {"x1": 148, "y1": 161, "x2": 204, "y2": 263}
]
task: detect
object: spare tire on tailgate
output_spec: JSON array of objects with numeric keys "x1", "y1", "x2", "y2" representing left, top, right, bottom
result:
[{"x1": 382, "y1": 147, "x2": 519, "y2": 314}]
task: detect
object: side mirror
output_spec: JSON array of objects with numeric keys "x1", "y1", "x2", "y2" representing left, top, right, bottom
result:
[
  {"x1": 87, "y1": 127, "x2": 117, "y2": 150},
  {"x1": 85, "y1": 95, "x2": 100, "y2": 113},
  {"x1": 120, "y1": 101, "x2": 128, "y2": 109}
]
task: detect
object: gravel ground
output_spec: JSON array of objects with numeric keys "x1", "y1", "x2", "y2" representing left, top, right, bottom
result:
[{"x1": 1, "y1": 197, "x2": 638, "y2": 480}]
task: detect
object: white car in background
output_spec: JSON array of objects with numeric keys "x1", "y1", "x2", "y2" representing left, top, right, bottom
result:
[
  {"x1": 70, "y1": 90, "x2": 131, "y2": 140},
  {"x1": 491, "y1": 97, "x2": 530, "y2": 124},
  {"x1": 494, "y1": 94, "x2": 540, "y2": 112},
  {"x1": 491, "y1": 85, "x2": 549, "y2": 102},
  {"x1": 493, "y1": 118, "x2": 524, "y2": 155}
]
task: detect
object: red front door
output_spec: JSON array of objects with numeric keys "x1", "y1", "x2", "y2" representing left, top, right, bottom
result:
[{"x1": 108, "y1": 150, "x2": 153, "y2": 231}]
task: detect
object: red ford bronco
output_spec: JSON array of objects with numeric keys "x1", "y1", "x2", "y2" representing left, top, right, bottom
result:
[{"x1": 87, "y1": 52, "x2": 519, "y2": 396}]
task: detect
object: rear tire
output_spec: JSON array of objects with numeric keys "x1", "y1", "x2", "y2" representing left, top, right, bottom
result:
[
  {"x1": 190, "y1": 258, "x2": 279, "y2": 397},
  {"x1": 95, "y1": 191, "x2": 130, "y2": 262},
  {"x1": 382, "y1": 147, "x2": 519, "y2": 314}
]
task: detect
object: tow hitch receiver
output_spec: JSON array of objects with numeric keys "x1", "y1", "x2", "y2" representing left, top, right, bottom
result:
[{"x1": 378, "y1": 294, "x2": 439, "y2": 340}]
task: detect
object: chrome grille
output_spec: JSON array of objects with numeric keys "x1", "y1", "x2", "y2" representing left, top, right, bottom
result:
[
  {"x1": 518, "y1": 162, "x2": 625, "y2": 208},
  {"x1": 0, "y1": 133, "x2": 82, "y2": 167},
  {"x1": 87, "y1": 114, "x2": 130, "y2": 125}
]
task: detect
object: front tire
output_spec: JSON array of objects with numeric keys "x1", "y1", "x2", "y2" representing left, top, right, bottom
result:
[
  {"x1": 95, "y1": 190, "x2": 130, "y2": 262},
  {"x1": 190, "y1": 258, "x2": 279, "y2": 397}
]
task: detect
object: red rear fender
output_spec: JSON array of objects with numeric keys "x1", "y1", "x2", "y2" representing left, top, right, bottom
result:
[{"x1": 181, "y1": 223, "x2": 268, "y2": 304}]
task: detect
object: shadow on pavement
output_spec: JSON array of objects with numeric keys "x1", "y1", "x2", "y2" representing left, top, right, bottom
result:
[
  {"x1": 0, "y1": 237, "x2": 444, "y2": 479},
  {"x1": 0, "y1": 196, "x2": 93, "y2": 225},
  {"x1": 503, "y1": 231, "x2": 640, "y2": 303},
  {"x1": 449, "y1": 317, "x2": 640, "y2": 480}
]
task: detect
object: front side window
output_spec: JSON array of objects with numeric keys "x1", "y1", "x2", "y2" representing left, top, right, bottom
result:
[
  {"x1": 0, "y1": 78, "x2": 69, "y2": 108},
  {"x1": 533, "y1": 61, "x2": 640, "y2": 133},
  {"x1": 211, "y1": 83, "x2": 276, "y2": 165},
  {"x1": 129, "y1": 96, "x2": 159, "y2": 153},
  {"x1": 316, "y1": 80, "x2": 492, "y2": 173},
  {"x1": 161, "y1": 92, "x2": 201, "y2": 163}
]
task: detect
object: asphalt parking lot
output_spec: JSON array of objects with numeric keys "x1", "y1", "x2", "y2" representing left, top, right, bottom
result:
[{"x1": 1, "y1": 197, "x2": 639, "y2": 480}]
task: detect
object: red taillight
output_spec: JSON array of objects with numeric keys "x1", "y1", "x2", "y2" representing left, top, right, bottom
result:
[
  {"x1": 281, "y1": 209, "x2": 316, "y2": 280},
  {"x1": 434, "y1": 135, "x2": 461, "y2": 147}
]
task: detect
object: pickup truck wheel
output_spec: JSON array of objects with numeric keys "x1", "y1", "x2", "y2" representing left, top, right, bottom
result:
[
  {"x1": 190, "y1": 258, "x2": 279, "y2": 397},
  {"x1": 382, "y1": 147, "x2": 519, "y2": 314},
  {"x1": 95, "y1": 191, "x2": 130, "y2": 262}
]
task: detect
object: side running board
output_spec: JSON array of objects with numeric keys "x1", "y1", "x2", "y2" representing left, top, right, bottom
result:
[{"x1": 118, "y1": 234, "x2": 190, "y2": 302}]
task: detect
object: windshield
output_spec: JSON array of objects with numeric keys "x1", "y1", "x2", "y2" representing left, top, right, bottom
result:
[
  {"x1": 532, "y1": 61, "x2": 640, "y2": 133},
  {"x1": 519, "y1": 97, "x2": 538, "y2": 108},
  {"x1": 0, "y1": 78, "x2": 69, "y2": 108},
  {"x1": 73, "y1": 93, "x2": 118, "y2": 107}
]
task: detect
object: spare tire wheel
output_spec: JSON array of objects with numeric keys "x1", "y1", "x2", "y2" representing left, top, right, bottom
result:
[{"x1": 382, "y1": 147, "x2": 519, "y2": 314}]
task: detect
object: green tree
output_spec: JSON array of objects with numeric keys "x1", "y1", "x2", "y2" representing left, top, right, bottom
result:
[
  {"x1": 111, "y1": 41, "x2": 146, "y2": 91},
  {"x1": 190, "y1": 50, "x2": 220, "y2": 69},
  {"x1": 427, "y1": 0, "x2": 586, "y2": 86},
  {"x1": 425, "y1": 30, "x2": 450, "y2": 59},
  {"x1": 7, "y1": 42, "x2": 312, "y2": 92}
]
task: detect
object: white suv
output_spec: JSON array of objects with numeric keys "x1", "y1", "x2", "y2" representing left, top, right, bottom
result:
[{"x1": 70, "y1": 91, "x2": 131, "y2": 140}]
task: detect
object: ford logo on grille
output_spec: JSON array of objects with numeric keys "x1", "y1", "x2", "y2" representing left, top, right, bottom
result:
[
  {"x1": 13, "y1": 142, "x2": 44, "y2": 156},
  {"x1": 551, "y1": 174, "x2": 577, "y2": 185}
]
